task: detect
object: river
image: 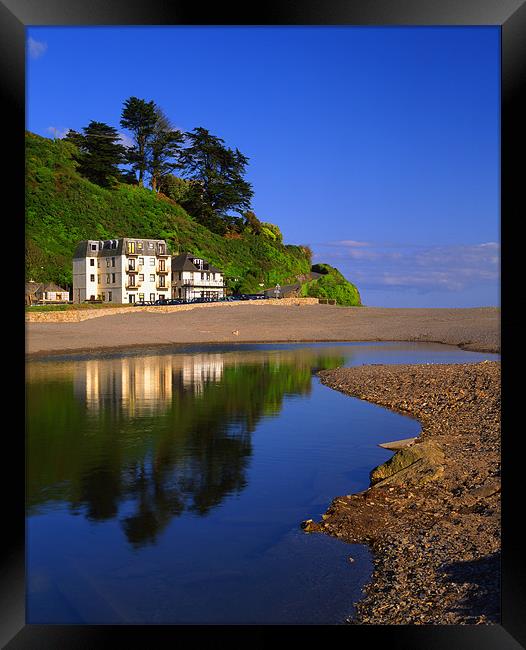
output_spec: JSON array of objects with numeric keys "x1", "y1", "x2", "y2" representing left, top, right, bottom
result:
[{"x1": 26, "y1": 342, "x2": 499, "y2": 624}]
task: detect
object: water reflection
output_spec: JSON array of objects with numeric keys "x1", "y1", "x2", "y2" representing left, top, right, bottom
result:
[{"x1": 27, "y1": 350, "x2": 344, "y2": 548}]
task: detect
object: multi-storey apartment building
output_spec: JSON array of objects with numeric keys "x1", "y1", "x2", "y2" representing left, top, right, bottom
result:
[
  {"x1": 170, "y1": 252, "x2": 225, "y2": 301},
  {"x1": 73, "y1": 238, "x2": 171, "y2": 304}
]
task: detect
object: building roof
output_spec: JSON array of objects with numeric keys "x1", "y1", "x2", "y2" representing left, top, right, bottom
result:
[
  {"x1": 73, "y1": 238, "x2": 167, "y2": 259},
  {"x1": 25, "y1": 281, "x2": 68, "y2": 295},
  {"x1": 171, "y1": 252, "x2": 222, "y2": 275}
]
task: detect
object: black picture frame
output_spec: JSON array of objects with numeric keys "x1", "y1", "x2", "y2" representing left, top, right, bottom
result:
[{"x1": 8, "y1": 0, "x2": 524, "y2": 647}]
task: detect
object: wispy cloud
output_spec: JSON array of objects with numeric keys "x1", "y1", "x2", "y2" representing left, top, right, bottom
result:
[
  {"x1": 315, "y1": 240, "x2": 500, "y2": 294},
  {"x1": 27, "y1": 37, "x2": 47, "y2": 59},
  {"x1": 118, "y1": 132, "x2": 135, "y2": 148},
  {"x1": 46, "y1": 126, "x2": 70, "y2": 139}
]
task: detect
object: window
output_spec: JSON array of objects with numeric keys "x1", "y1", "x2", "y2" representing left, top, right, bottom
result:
[
  {"x1": 108, "y1": 291, "x2": 112, "y2": 302},
  {"x1": 150, "y1": 258, "x2": 155, "y2": 266},
  {"x1": 148, "y1": 243, "x2": 154, "y2": 249},
  {"x1": 139, "y1": 274, "x2": 144, "y2": 282},
  {"x1": 111, "y1": 257, "x2": 115, "y2": 267},
  {"x1": 107, "y1": 259, "x2": 111, "y2": 267},
  {"x1": 106, "y1": 274, "x2": 111, "y2": 283},
  {"x1": 97, "y1": 260, "x2": 100, "y2": 268},
  {"x1": 150, "y1": 293, "x2": 155, "y2": 301},
  {"x1": 138, "y1": 293, "x2": 144, "y2": 301},
  {"x1": 150, "y1": 274, "x2": 155, "y2": 282},
  {"x1": 89, "y1": 259, "x2": 95, "y2": 266},
  {"x1": 98, "y1": 274, "x2": 100, "y2": 284},
  {"x1": 127, "y1": 242, "x2": 136, "y2": 254},
  {"x1": 91, "y1": 244, "x2": 97, "y2": 251},
  {"x1": 90, "y1": 274, "x2": 95, "y2": 282},
  {"x1": 139, "y1": 257, "x2": 144, "y2": 265},
  {"x1": 112, "y1": 273, "x2": 116, "y2": 283},
  {"x1": 138, "y1": 242, "x2": 143, "y2": 250},
  {"x1": 101, "y1": 293, "x2": 105, "y2": 302}
]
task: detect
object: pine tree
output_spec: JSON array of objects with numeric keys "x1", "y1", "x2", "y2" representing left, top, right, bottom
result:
[
  {"x1": 178, "y1": 127, "x2": 253, "y2": 232},
  {"x1": 64, "y1": 121, "x2": 126, "y2": 188},
  {"x1": 120, "y1": 96, "x2": 158, "y2": 186}
]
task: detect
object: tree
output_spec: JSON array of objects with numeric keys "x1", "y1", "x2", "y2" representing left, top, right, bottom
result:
[
  {"x1": 178, "y1": 127, "x2": 253, "y2": 232},
  {"x1": 64, "y1": 121, "x2": 126, "y2": 188},
  {"x1": 120, "y1": 96, "x2": 158, "y2": 186},
  {"x1": 243, "y1": 210, "x2": 263, "y2": 235},
  {"x1": 148, "y1": 107, "x2": 185, "y2": 192}
]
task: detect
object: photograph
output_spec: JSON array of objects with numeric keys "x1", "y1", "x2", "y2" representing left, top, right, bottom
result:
[{"x1": 9, "y1": 2, "x2": 520, "y2": 643}]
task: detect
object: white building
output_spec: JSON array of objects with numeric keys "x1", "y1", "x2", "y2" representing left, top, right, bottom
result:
[
  {"x1": 72, "y1": 238, "x2": 171, "y2": 304},
  {"x1": 170, "y1": 253, "x2": 225, "y2": 301}
]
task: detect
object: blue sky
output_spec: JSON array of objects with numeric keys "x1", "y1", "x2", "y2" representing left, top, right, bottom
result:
[{"x1": 26, "y1": 26, "x2": 500, "y2": 307}]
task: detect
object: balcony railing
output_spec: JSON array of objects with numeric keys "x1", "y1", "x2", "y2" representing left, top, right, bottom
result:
[
  {"x1": 156, "y1": 266, "x2": 169, "y2": 274},
  {"x1": 156, "y1": 282, "x2": 169, "y2": 290},
  {"x1": 181, "y1": 278, "x2": 225, "y2": 287},
  {"x1": 125, "y1": 280, "x2": 142, "y2": 289},
  {"x1": 126, "y1": 264, "x2": 142, "y2": 273},
  {"x1": 157, "y1": 249, "x2": 169, "y2": 257}
]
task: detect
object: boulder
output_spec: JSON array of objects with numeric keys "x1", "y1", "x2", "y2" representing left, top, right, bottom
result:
[{"x1": 370, "y1": 441, "x2": 445, "y2": 487}]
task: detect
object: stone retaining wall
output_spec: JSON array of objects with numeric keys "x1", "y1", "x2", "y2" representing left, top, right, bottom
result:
[{"x1": 26, "y1": 297, "x2": 320, "y2": 323}]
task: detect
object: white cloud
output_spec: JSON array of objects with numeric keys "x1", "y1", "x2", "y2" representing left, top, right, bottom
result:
[
  {"x1": 28, "y1": 36, "x2": 47, "y2": 59},
  {"x1": 314, "y1": 240, "x2": 500, "y2": 294},
  {"x1": 46, "y1": 126, "x2": 70, "y2": 139},
  {"x1": 118, "y1": 132, "x2": 135, "y2": 148}
]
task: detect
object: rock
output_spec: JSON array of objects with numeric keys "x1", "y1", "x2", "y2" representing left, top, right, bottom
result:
[
  {"x1": 370, "y1": 441, "x2": 445, "y2": 487},
  {"x1": 378, "y1": 437, "x2": 418, "y2": 451}
]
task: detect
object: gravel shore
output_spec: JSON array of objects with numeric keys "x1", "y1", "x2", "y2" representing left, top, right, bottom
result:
[
  {"x1": 25, "y1": 304, "x2": 500, "y2": 356},
  {"x1": 312, "y1": 361, "x2": 501, "y2": 625}
]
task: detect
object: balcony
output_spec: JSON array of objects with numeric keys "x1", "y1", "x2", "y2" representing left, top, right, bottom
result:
[
  {"x1": 182, "y1": 278, "x2": 225, "y2": 287},
  {"x1": 156, "y1": 248, "x2": 169, "y2": 258},
  {"x1": 156, "y1": 282, "x2": 169, "y2": 291},
  {"x1": 125, "y1": 280, "x2": 142, "y2": 290},
  {"x1": 156, "y1": 266, "x2": 169, "y2": 274},
  {"x1": 126, "y1": 265, "x2": 142, "y2": 273}
]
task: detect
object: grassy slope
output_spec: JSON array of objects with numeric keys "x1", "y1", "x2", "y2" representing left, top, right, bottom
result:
[
  {"x1": 300, "y1": 263, "x2": 361, "y2": 306},
  {"x1": 25, "y1": 132, "x2": 311, "y2": 293}
]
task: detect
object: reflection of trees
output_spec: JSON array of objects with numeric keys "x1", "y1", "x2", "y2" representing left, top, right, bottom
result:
[{"x1": 26, "y1": 349, "x2": 345, "y2": 548}]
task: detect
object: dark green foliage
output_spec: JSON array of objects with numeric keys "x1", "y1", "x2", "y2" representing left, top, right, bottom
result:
[
  {"x1": 179, "y1": 127, "x2": 254, "y2": 232},
  {"x1": 148, "y1": 107, "x2": 185, "y2": 192},
  {"x1": 64, "y1": 121, "x2": 126, "y2": 188},
  {"x1": 25, "y1": 132, "x2": 311, "y2": 293},
  {"x1": 301, "y1": 263, "x2": 361, "y2": 306},
  {"x1": 120, "y1": 96, "x2": 158, "y2": 186}
]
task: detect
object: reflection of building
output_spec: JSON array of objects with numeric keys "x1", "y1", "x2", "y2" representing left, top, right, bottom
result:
[
  {"x1": 75, "y1": 354, "x2": 224, "y2": 413},
  {"x1": 79, "y1": 357, "x2": 174, "y2": 415},
  {"x1": 181, "y1": 354, "x2": 224, "y2": 394}
]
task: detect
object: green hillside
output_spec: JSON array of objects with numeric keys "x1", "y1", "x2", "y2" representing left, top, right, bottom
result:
[
  {"x1": 25, "y1": 131, "x2": 361, "y2": 304},
  {"x1": 300, "y1": 263, "x2": 361, "y2": 306},
  {"x1": 25, "y1": 132, "x2": 313, "y2": 293}
]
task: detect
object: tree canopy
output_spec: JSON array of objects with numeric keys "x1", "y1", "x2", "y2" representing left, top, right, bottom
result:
[{"x1": 64, "y1": 121, "x2": 126, "y2": 188}]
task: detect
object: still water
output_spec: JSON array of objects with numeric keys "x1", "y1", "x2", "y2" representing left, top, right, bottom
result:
[{"x1": 26, "y1": 342, "x2": 499, "y2": 624}]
